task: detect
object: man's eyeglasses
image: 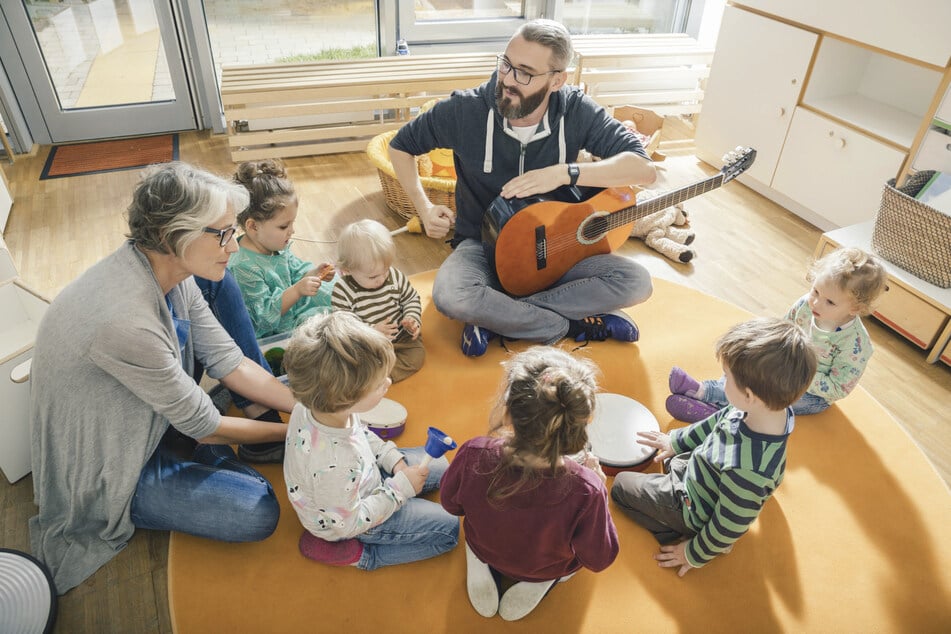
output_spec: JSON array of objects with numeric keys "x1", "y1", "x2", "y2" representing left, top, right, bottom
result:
[
  {"x1": 496, "y1": 55, "x2": 562, "y2": 86},
  {"x1": 203, "y1": 225, "x2": 238, "y2": 247}
]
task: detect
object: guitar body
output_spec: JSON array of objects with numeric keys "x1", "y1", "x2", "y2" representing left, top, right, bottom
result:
[{"x1": 483, "y1": 186, "x2": 640, "y2": 297}]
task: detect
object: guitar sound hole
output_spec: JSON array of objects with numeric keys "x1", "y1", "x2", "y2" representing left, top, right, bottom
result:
[{"x1": 580, "y1": 214, "x2": 609, "y2": 243}]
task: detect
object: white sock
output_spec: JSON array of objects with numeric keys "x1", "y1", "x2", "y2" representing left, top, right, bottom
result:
[
  {"x1": 465, "y1": 544, "x2": 499, "y2": 618},
  {"x1": 498, "y1": 579, "x2": 557, "y2": 621}
]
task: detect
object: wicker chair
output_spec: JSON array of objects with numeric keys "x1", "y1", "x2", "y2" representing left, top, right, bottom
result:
[{"x1": 366, "y1": 129, "x2": 456, "y2": 221}]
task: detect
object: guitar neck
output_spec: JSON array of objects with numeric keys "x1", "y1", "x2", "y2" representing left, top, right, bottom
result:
[{"x1": 607, "y1": 173, "x2": 725, "y2": 230}]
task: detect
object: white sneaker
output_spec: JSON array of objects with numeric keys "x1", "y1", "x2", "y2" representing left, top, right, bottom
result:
[
  {"x1": 465, "y1": 543, "x2": 499, "y2": 617},
  {"x1": 498, "y1": 579, "x2": 557, "y2": 621}
]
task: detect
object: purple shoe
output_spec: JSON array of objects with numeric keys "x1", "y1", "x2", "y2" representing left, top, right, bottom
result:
[
  {"x1": 668, "y1": 367, "x2": 702, "y2": 398},
  {"x1": 665, "y1": 395, "x2": 719, "y2": 423}
]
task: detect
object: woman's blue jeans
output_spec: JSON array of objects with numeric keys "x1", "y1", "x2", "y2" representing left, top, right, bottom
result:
[
  {"x1": 356, "y1": 447, "x2": 460, "y2": 570},
  {"x1": 194, "y1": 271, "x2": 271, "y2": 410},
  {"x1": 130, "y1": 428, "x2": 280, "y2": 541},
  {"x1": 701, "y1": 377, "x2": 830, "y2": 415}
]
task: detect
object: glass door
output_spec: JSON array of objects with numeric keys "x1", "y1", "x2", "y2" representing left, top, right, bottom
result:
[{"x1": 2, "y1": 0, "x2": 196, "y2": 143}]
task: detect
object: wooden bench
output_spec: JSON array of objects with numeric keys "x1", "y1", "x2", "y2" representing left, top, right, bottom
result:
[
  {"x1": 572, "y1": 34, "x2": 713, "y2": 116},
  {"x1": 221, "y1": 35, "x2": 713, "y2": 160},
  {"x1": 221, "y1": 53, "x2": 497, "y2": 161}
]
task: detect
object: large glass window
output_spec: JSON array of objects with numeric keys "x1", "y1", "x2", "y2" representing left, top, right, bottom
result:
[
  {"x1": 561, "y1": 0, "x2": 686, "y2": 34},
  {"x1": 24, "y1": 0, "x2": 176, "y2": 109},
  {"x1": 204, "y1": 0, "x2": 378, "y2": 73}
]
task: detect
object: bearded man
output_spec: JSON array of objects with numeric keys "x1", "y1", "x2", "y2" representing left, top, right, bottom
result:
[{"x1": 389, "y1": 19, "x2": 656, "y2": 357}]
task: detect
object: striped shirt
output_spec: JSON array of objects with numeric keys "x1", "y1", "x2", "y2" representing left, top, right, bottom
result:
[
  {"x1": 670, "y1": 407, "x2": 794, "y2": 568},
  {"x1": 331, "y1": 267, "x2": 422, "y2": 335}
]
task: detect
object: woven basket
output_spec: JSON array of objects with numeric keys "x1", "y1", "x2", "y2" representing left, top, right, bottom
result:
[
  {"x1": 871, "y1": 170, "x2": 951, "y2": 288},
  {"x1": 366, "y1": 129, "x2": 456, "y2": 221}
]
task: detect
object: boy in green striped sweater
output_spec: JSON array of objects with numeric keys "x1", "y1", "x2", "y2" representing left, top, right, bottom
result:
[{"x1": 611, "y1": 317, "x2": 817, "y2": 576}]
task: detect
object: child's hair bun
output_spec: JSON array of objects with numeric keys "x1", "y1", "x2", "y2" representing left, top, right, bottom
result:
[{"x1": 235, "y1": 159, "x2": 287, "y2": 185}]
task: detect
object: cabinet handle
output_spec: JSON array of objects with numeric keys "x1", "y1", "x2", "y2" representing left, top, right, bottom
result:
[
  {"x1": 11, "y1": 359, "x2": 31, "y2": 384},
  {"x1": 779, "y1": 107, "x2": 786, "y2": 117},
  {"x1": 946, "y1": 143, "x2": 951, "y2": 152},
  {"x1": 829, "y1": 134, "x2": 846, "y2": 149},
  {"x1": 791, "y1": 78, "x2": 798, "y2": 85}
]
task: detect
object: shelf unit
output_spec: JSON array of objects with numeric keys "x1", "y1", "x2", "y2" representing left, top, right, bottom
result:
[
  {"x1": 905, "y1": 72, "x2": 951, "y2": 179},
  {"x1": 696, "y1": 2, "x2": 948, "y2": 231},
  {"x1": 814, "y1": 221, "x2": 951, "y2": 364}
]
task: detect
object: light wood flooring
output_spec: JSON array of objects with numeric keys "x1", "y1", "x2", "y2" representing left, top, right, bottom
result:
[{"x1": 1, "y1": 121, "x2": 948, "y2": 632}]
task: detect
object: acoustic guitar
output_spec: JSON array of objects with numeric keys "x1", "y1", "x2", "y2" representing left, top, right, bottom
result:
[{"x1": 482, "y1": 147, "x2": 756, "y2": 297}]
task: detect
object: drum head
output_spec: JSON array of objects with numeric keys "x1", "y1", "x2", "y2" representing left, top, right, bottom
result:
[
  {"x1": 361, "y1": 398, "x2": 407, "y2": 429},
  {"x1": 588, "y1": 393, "x2": 660, "y2": 469}
]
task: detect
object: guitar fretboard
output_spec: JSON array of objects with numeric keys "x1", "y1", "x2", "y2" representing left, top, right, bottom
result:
[{"x1": 584, "y1": 173, "x2": 726, "y2": 239}]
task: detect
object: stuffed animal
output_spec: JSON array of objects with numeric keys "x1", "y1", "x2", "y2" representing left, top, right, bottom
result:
[{"x1": 629, "y1": 201, "x2": 695, "y2": 264}]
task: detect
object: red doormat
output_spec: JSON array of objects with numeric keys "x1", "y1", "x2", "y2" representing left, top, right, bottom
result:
[{"x1": 40, "y1": 134, "x2": 179, "y2": 180}]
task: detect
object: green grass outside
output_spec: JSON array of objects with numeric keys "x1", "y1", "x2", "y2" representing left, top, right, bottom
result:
[{"x1": 277, "y1": 43, "x2": 376, "y2": 62}]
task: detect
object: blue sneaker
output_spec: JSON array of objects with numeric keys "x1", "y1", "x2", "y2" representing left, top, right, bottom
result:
[
  {"x1": 461, "y1": 323, "x2": 496, "y2": 357},
  {"x1": 574, "y1": 311, "x2": 639, "y2": 343}
]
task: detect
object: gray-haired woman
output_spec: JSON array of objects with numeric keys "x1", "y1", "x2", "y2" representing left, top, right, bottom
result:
[{"x1": 29, "y1": 162, "x2": 295, "y2": 594}]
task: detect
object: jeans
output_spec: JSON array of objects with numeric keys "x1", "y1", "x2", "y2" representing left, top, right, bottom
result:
[
  {"x1": 356, "y1": 446, "x2": 460, "y2": 570},
  {"x1": 130, "y1": 428, "x2": 280, "y2": 541},
  {"x1": 194, "y1": 271, "x2": 271, "y2": 409},
  {"x1": 701, "y1": 377, "x2": 830, "y2": 416},
  {"x1": 433, "y1": 239, "x2": 652, "y2": 344}
]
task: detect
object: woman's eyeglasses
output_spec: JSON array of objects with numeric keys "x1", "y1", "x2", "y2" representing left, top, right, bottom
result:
[
  {"x1": 496, "y1": 55, "x2": 562, "y2": 86},
  {"x1": 203, "y1": 225, "x2": 238, "y2": 247}
]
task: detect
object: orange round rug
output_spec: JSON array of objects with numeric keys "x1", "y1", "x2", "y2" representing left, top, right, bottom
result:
[{"x1": 168, "y1": 274, "x2": 951, "y2": 633}]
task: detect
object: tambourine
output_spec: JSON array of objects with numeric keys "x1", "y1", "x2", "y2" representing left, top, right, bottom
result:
[
  {"x1": 362, "y1": 398, "x2": 408, "y2": 439},
  {"x1": 587, "y1": 393, "x2": 660, "y2": 475}
]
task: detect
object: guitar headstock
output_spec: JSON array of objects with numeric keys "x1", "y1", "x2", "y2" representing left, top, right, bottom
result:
[{"x1": 720, "y1": 147, "x2": 757, "y2": 183}]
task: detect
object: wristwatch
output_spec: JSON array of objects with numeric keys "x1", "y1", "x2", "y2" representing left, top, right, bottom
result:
[{"x1": 567, "y1": 163, "x2": 580, "y2": 186}]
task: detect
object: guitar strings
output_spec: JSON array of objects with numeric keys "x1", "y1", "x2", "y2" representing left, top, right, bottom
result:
[{"x1": 536, "y1": 177, "x2": 723, "y2": 257}]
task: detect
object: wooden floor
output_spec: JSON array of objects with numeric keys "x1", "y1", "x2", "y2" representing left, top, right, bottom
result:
[{"x1": 1, "y1": 121, "x2": 948, "y2": 632}]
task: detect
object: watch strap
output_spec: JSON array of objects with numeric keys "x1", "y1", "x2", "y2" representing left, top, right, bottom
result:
[{"x1": 568, "y1": 163, "x2": 580, "y2": 186}]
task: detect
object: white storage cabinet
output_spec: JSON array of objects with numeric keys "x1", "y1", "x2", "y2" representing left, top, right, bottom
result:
[{"x1": 0, "y1": 280, "x2": 49, "y2": 483}]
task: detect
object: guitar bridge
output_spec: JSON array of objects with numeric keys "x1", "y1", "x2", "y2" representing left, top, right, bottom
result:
[{"x1": 534, "y1": 225, "x2": 547, "y2": 271}]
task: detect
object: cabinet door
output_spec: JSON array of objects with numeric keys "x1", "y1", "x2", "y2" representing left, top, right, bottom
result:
[
  {"x1": 732, "y1": 0, "x2": 951, "y2": 67},
  {"x1": 772, "y1": 108, "x2": 906, "y2": 228},
  {"x1": 694, "y1": 6, "x2": 816, "y2": 184}
]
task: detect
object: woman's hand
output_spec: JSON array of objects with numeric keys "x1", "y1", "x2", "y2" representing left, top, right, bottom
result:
[{"x1": 637, "y1": 430, "x2": 674, "y2": 463}]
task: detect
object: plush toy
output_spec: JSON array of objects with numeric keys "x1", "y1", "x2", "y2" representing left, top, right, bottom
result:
[{"x1": 629, "y1": 200, "x2": 695, "y2": 264}]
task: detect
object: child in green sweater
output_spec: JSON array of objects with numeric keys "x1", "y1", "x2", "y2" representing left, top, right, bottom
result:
[{"x1": 228, "y1": 159, "x2": 336, "y2": 338}]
